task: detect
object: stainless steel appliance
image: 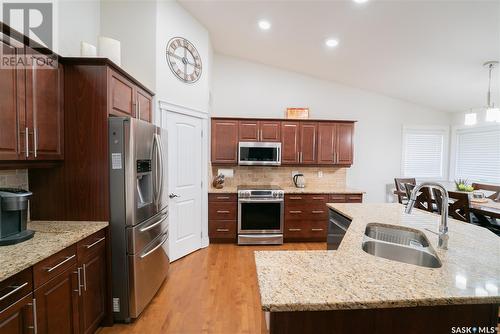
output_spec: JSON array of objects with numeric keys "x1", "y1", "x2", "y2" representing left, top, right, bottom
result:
[
  {"x1": 109, "y1": 117, "x2": 169, "y2": 322},
  {"x1": 237, "y1": 185, "x2": 284, "y2": 245},
  {"x1": 0, "y1": 188, "x2": 34, "y2": 246},
  {"x1": 293, "y1": 173, "x2": 305, "y2": 188},
  {"x1": 238, "y1": 142, "x2": 281, "y2": 166}
]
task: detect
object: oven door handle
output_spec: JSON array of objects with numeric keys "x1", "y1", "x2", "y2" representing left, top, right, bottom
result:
[{"x1": 238, "y1": 198, "x2": 284, "y2": 203}]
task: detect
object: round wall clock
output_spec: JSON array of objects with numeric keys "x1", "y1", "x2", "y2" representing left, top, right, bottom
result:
[{"x1": 166, "y1": 37, "x2": 202, "y2": 84}]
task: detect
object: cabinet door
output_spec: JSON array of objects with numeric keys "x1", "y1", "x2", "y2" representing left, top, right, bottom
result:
[
  {"x1": 26, "y1": 54, "x2": 64, "y2": 160},
  {"x1": 281, "y1": 122, "x2": 300, "y2": 164},
  {"x1": 336, "y1": 123, "x2": 354, "y2": 165},
  {"x1": 0, "y1": 40, "x2": 21, "y2": 160},
  {"x1": 317, "y1": 123, "x2": 337, "y2": 165},
  {"x1": 136, "y1": 88, "x2": 152, "y2": 123},
  {"x1": 0, "y1": 294, "x2": 33, "y2": 334},
  {"x1": 299, "y1": 122, "x2": 317, "y2": 164},
  {"x1": 80, "y1": 250, "x2": 106, "y2": 334},
  {"x1": 259, "y1": 121, "x2": 281, "y2": 142},
  {"x1": 108, "y1": 69, "x2": 135, "y2": 117},
  {"x1": 238, "y1": 120, "x2": 259, "y2": 141},
  {"x1": 211, "y1": 119, "x2": 238, "y2": 164},
  {"x1": 34, "y1": 266, "x2": 79, "y2": 334}
]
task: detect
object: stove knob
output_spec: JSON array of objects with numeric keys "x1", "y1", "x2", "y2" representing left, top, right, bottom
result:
[{"x1": 273, "y1": 192, "x2": 278, "y2": 198}]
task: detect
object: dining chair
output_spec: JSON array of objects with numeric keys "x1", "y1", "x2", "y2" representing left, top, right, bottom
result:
[
  {"x1": 432, "y1": 189, "x2": 472, "y2": 223},
  {"x1": 404, "y1": 183, "x2": 435, "y2": 212},
  {"x1": 394, "y1": 178, "x2": 416, "y2": 204},
  {"x1": 472, "y1": 183, "x2": 500, "y2": 201}
]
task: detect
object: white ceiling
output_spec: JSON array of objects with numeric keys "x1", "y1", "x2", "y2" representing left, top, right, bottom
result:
[{"x1": 179, "y1": 0, "x2": 500, "y2": 112}]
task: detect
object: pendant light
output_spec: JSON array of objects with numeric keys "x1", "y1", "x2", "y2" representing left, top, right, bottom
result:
[{"x1": 484, "y1": 61, "x2": 500, "y2": 122}]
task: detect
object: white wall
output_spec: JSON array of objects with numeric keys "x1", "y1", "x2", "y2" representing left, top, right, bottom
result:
[
  {"x1": 100, "y1": 0, "x2": 157, "y2": 91},
  {"x1": 155, "y1": 0, "x2": 211, "y2": 113},
  {"x1": 211, "y1": 55, "x2": 452, "y2": 203}
]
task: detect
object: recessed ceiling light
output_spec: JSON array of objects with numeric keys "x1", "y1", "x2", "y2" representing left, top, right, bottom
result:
[
  {"x1": 353, "y1": 0, "x2": 369, "y2": 3},
  {"x1": 258, "y1": 20, "x2": 271, "y2": 31},
  {"x1": 325, "y1": 39, "x2": 339, "y2": 48}
]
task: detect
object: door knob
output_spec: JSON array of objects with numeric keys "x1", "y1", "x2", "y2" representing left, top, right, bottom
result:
[{"x1": 169, "y1": 193, "x2": 180, "y2": 199}]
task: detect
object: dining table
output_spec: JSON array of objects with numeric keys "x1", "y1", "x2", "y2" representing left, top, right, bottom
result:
[{"x1": 469, "y1": 198, "x2": 500, "y2": 220}]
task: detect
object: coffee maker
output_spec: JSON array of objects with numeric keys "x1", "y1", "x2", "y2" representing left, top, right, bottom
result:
[{"x1": 0, "y1": 188, "x2": 35, "y2": 246}]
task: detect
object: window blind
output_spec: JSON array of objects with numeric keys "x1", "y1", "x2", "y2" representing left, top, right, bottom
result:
[
  {"x1": 455, "y1": 127, "x2": 500, "y2": 184},
  {"x1": 402, "y1": 129, "x2": 446, "y2": 179}
]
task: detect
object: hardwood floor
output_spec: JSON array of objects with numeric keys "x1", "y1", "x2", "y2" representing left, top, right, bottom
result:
[{"x1": 98, "y1": 242, "x2": 325, "y2": 334}]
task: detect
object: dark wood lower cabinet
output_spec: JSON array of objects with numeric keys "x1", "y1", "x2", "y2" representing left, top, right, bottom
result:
[
  {"x1": 0, "y1": 294, "x2": 33, "y2": 334},
  {"x1": 34, "y1": 264, "x2": 79, "y2": 334}
]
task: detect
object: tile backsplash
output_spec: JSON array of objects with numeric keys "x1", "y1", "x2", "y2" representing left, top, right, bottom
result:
[
  {"x1": 0, "y1": 170, "x2": 29, "y2": 189},
  {"x1": 210, "y1": 165, "x2": 346, "y2": 189}
]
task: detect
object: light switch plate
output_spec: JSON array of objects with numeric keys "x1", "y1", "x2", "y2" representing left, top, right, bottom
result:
[
  {"x1": 318, "y1": 171, "x2": 323, "y2": 178},
  {"x1": 217, "y1": 168, "x2": 234, "y2": 178}
]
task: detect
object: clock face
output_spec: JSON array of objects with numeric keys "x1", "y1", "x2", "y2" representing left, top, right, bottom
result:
[{"x1": 166, "y1": 37, "x2": 202, "y2": 83}]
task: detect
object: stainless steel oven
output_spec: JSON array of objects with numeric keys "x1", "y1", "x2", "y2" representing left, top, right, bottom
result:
[
  {"x1": 237, "y1": 186, "x2": 284, "y2": 245},
  {"x1": 238, "y1": 142, "x2": 281, "y2": 166}
]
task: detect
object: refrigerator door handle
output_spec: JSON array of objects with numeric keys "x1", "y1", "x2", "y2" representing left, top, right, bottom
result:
[
  {"x1": 156, "y1": 133, "x2": 165, "y2": 205},
  {"x1": 152, "y1": 134, "x2": 160, "y2": 206}
]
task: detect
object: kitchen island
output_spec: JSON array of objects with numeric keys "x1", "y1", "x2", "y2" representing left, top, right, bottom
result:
[{"x1": 254, "y1": 203, "x2": 500, "y2": 334}]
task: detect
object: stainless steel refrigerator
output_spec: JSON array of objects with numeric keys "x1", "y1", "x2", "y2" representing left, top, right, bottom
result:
[{"x1": 108, "y1": 117, "x2": 169, "y2": 322}]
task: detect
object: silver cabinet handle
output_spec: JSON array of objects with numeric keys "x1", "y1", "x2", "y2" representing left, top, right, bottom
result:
[
  {"x1": 217, "y1": 210, "x2": 230, "y2": 214},
  {"x1": 82, "y1": 264, "x2": 87, "y2": 291},
  {"x1": 216, "y1": 196, "x2": 230, "y2": 200},
  {"x1": 86, "y1": 236, "x2": 106, "y2": 249},
  {"x1": 0, "y1": 282, "x2": 28, "y2": 301},
  {"x1": 74, "y1": 268, "x2": 82, "y2": 296},
  {"x1": 312, "y1": 210, "x2": 324, "y2": 214},
  {"x1": 33, "y1": 127, "x2": 38, "y2": 158},
  {"x1": 25, "y1": 127, "x2": 29, "y2": 158},
  {"x1": 289, "y1": 210, "x2": 302, "y2": 214},
  {"x1": 260, "y1": 129, "x2": 263, "y2": 141},
  {"x1": 311, "y1": 228, "x2": 324, "y2": 231},
  {"x1": 312, "y1": 197, "x2": 325, "y2": 200},
  {"x1": 289, "y1": 196, "x2": 302, "y2": 200},
  {"x1": 216, "y1": 228, "x2": 229, "y2": 232},
  {"x1": 288, "y1": 228, "x2": 301, "y2": 231},
  {"x1": 28, "y1": 298, "x2": 38, "y2": 334},
  {"x1": 46, "y1": 254, "x2": 76, "y2": 272}
]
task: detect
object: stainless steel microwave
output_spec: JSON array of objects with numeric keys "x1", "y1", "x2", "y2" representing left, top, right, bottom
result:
[{"x1": 238, "y1": 142, "x2": 281, "y2": 166}]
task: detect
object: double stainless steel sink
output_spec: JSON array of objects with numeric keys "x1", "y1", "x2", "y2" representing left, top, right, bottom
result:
[{"x1": 361, "y1": 224, "x2": 442, "y2": 268}]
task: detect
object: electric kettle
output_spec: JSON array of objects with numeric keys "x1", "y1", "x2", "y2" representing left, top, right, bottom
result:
[{"x1": 293, "y1": 173, "x2": 305, "y2": 188}]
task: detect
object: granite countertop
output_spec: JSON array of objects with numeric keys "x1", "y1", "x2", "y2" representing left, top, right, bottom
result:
[
  {"x1": 0, "y1": 221, "x2": 108, "y2": 282},
  {"x1": 209, "y1": 186, "x2": 364, "y2": 194},
  {"x1": 254, "y1": 203, "x2": 500, "y2": 312}
]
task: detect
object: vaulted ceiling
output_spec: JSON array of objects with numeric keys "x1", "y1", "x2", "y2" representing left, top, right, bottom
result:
[{"x1": 180, "y1": 0, "x2": 500, "y2": 112}]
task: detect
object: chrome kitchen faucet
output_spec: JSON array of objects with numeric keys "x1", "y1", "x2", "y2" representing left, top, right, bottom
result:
[{"x1": 405, "y1": 182, "x2": 449, "y2": 250}]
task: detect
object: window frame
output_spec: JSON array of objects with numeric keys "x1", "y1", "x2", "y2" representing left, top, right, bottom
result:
[
  {"x1": 449, "y1": 124, "x2": 500, "y2": 184},
  {"x1": 401, "y1": 125, "x2": 450, "y2": 181}
]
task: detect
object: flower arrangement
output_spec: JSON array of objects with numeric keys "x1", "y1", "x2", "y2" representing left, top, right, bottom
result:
[{"x1": 454, "y1": 178, "x2": 474, "y2": 192}]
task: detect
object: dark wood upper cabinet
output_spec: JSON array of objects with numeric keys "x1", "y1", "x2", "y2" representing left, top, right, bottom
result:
[
  {"x1": 34, "y1": 265, "x2": 79, "y2": 334},
  {"x1": 211, "y1": 119, "x2": 238, "y2": 164},
  {"x1": 259, "y1": 121, "x2": 281, "y2": 142},
  {"x1": 281, "y1": 121, "x2": 300, "y2": 164},
  {"x1": 0, "y1": 40, "x2": 21, "y2": 160},
  {"x1": 108, "y1": 69, "x2": 135, "y2": 117},
  {"x1": 136, "y1": 88, "x2": 153, "y2": 123},
  {"x1": 25, "y1": 52, "x2": 64, "y2": 160},
  {"x1": 299, "y1": 122, "x2": 317, "y2": 164},
  {"x1": 337, "y1": 123, "x2": 354, "y2": 165},
  {"x1": 317, "y1": 123, "x2": 337, "y2": 165},
  {"x1": 239, "y1": 121, "x2": 259, "y2": 141}
]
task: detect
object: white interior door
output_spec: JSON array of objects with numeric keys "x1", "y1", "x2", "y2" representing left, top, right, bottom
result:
[{"x1": 165, "y1": 111, "x2": 203, "y2": 261}]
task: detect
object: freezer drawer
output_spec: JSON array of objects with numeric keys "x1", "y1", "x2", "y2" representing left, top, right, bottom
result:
[
  {"x1": 127, "y1": 209, "x2": 168, "y2": 254},
  {"x1": 128, "y1": 231, "x2": 169, "y2": 318}
]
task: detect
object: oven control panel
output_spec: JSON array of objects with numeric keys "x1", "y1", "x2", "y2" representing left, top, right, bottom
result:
[{"x1": 238, "y1": 190, "x2": 284, "y2": 199}]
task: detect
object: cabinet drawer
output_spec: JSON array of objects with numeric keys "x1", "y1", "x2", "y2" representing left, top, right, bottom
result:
[
  {"x1": 209, "y1": 202, "x2": 237, "y2": 220},
  {"x1": 285, "y1": 221, "x2": 327, "y2": 240},
  {"x1": 0, "y1": 268, "x2": 33, "y2": 312},
  {"x1": 329, "y1": 194, "x2": 347, "y2": 202},
  {"x1": 33, "y1": 244, "x2": 77, "y2": 288},
  {"x1": 286, "y1": 194, "x2": 328, "y2": 204},
  {"x1": 285, "y1": 205, "x2": 328, "y2": 220},
  {"x1": 346, "y1": 194, "x2": 363, "y2": 203},
  {"x1": 77, "y1": 229, "x2": 106, "y2": 262},
  {"x1": 209, "y1": 220, "x2": 237, "y2": 242},
  {"x1": 208, "y1": 193, "x2": 237, "y2": 202}
]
